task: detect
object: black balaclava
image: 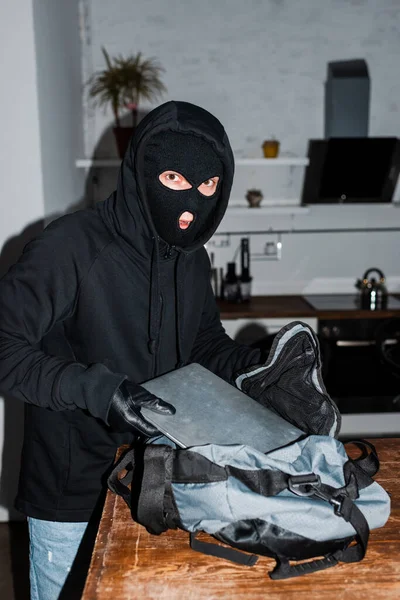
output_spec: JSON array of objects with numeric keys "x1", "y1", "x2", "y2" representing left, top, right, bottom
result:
[{"x1": 143, "y1": 131, "x2": 223, "y2": 247}]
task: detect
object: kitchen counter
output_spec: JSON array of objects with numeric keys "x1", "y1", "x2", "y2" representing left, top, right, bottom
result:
[{"x1": 218, "y1": 294, "x2": 400, "y2": 320}]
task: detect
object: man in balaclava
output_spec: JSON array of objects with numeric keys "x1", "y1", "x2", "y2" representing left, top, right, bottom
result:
[
  {"x1": 143, "y1": 130, "x2": 223, "y2": 249},
  {"x1": 0, "y1": 101, "x2": 338, "y2": 599},
  {"x1": 0, "y1": 101, "x2": 260, "y2": 598},
  {"x1": 106, "y1": 130, "x2": 228, "y2": 432}
]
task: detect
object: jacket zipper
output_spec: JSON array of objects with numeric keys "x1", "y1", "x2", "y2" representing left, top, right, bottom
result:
[
  {"x1": 152, "y1": 246, "x2": 173, "y2": 376},
  {"x1": 153, "y1": 292, "x2": 163, "y2": 377}
]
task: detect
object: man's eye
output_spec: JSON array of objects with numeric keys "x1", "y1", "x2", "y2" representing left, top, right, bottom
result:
[
  {"x1": 203, "y1": 179, "x2": 213, "y2": 187},
  {"x1": 166, "y1": 174, "x2": 179, "y2": 181}
]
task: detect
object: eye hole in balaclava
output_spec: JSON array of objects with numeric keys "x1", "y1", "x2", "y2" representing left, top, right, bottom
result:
[{"x1": 143, "y1": 131, "x2": 223, "y2": 247}]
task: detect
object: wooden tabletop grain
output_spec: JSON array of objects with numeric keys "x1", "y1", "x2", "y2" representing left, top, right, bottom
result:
[{"x1": 82, "y1": 438, "x2": 400, "y2": 600}]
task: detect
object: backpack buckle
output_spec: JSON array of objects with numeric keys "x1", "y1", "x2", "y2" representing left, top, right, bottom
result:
[
  {"x1": 288, "y1": 473, "x2": 321, "y2": 497},
  {"x1": 330, "y1": 495, "x2": 345, "y2": 517},
  {"x1": 288, "y1": 475, "x2": 348, "y2": 518}
]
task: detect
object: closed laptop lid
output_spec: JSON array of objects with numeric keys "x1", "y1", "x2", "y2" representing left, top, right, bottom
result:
[{"x1": 141, "y1": 363, "x2": 304, "y2": 453}]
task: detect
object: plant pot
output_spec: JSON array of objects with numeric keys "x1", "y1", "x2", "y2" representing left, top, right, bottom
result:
[
  {"x1": 113, "y1": 127, "x2": 135, "y2": 159},
  {"x1": 246, "y1": 190, "x2": 263, "y2": 208},
  {"x1": 262, "y1": 140, "x2": 280, "y2": 159}
]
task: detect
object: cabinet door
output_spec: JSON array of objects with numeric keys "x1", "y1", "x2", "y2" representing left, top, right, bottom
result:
[{"x1": 221, "y1": 317, "x2": 318, "y2": 345}]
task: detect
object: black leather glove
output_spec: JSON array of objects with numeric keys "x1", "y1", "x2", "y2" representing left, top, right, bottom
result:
[{"x1": 107, "y1": 380, "x2": 175, "y2": 437}]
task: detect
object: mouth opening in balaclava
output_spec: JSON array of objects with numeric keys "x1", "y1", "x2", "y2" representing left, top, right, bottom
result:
[{"x1": 143, "y1": 131, "x2": 223, "y2": 247}]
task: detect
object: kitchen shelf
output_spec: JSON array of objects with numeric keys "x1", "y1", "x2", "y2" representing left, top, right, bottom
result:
[
  {"x1": 235, "y1": 158, "x2": 309, "y2": 166},
  {"x1": 76, "y1": 159, "x2": 121, "y2": 168},
  {"x1": 214, "y1": 225, "x2": 400, "y2": 236},
  {"x1": 75, "y1": 157, "x2": 309, "y2": 168},
  {"x1": 226, "y1": 205, "x2": 310, "y2": 215}
]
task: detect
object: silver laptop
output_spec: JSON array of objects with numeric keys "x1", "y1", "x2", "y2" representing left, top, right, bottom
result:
[{"x1": 141, "y1": 363, "x2": 304, "y2": 453}]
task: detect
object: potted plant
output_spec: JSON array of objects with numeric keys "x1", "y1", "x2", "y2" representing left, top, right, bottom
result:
[{"x1": 88, "y1": 47, "x2": 167, "y2": 158}]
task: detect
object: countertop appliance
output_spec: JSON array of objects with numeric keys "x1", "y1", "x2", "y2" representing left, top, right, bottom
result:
[
  {"x1": 355, "y1": 268, "x2": 388, "y2": 310},
  {"x1": 305, "y1": 295, "x2": 400, "y2": 416},
  {"x1": 304, "y1": 294, "x2": 400, "y2": 311}
]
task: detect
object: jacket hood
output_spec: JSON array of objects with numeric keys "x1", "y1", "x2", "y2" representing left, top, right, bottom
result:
[
  {"x1": 97, "y1": 101, "x2": 234, "y2": 367},
  {"x1": 101, "y1": 101, "x2": 235, "y2": 255}
]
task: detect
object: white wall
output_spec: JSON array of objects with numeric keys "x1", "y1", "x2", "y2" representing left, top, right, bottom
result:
[
  {"x1": 209, "y1": 203, "x2": 400, "y2": 295},
  {"x1": 84, "y1": 0, "x2": 400, "y2": 158},
  {"x1": 33, "y1": 0, "x2": 85, "y2": 217},
  {"x1": 0, "y1": 0, "x2": 45, "y2": 243},
  {"x1": 82, "y1": 0, "x2": 400, "y2": 294},
  {"x1": 0, "y1": 0, "x2": 46, "y2": 523},
  {"x1": 0, "y1": 0, "x2": 85, "y2": 521}
]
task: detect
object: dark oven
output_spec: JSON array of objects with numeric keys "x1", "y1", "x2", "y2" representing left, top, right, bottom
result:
[{"x1": 319, "y1": 318, "x2": 400, "y2": 414}]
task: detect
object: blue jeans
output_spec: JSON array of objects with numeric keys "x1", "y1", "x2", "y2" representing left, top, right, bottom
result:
[{"x1": 28, "y1": 518, "x2": 89, "y2": 600}]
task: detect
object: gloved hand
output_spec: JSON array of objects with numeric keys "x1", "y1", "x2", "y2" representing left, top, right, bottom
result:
[{"x1": 107, "y1": 380, "x2": 175, "y2": 437}]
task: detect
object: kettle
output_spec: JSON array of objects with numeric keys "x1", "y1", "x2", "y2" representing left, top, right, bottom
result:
[{"x1": 355, "y1": 268, "x2": 388, "y2": 310}]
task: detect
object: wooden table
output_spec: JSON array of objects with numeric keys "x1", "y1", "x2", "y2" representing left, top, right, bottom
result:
[{"x1": 83, "y1": 438, "x2": 400, "y2": 600}]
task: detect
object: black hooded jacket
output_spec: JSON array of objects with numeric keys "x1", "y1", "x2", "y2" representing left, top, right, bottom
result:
[{"x1": 0, "y1": 101, "x2": 261, "y2": 521}]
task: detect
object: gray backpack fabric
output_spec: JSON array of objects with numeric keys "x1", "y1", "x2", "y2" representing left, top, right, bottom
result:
[
  {"x1": 108, "y1": 321, "x2": 390, "y2": 579},
  {"x1": 108, "y1": 436, "x2": 390, "y2": 579}
]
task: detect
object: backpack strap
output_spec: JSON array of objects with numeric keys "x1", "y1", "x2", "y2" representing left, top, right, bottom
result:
[
  {"x1": 190, "y1": 532, "x2": 258, "y2": 566},
  {"x1": 271, "y1": 473, "x2": 370, "y2": 580},
  {"x1": 136, "y1": 444, "x2": 174, "y2": 535},
  {"x1": 107, "y1": 444, "x2": 175, "y2": 535},
  {"x1": 345, "y1": 439, "x2": 380, "y2": 479},
  {"x1": 270, "y1": 494, "x2": 370, "y2": 580},
  {"x1": 107, "y1": 447, "x2": 137, "y2": 508},
  {"x1": 171, "y1": 451, "x2": 289, "y2": 495},
  {"x1": 270, "y1": 553, "x2": 341, "y2": 579},
  {"x1": 226, "y1": 465, "x2": 291, "y2": 497}
]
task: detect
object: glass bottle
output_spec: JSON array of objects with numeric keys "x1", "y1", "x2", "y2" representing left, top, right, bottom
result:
[
  {"x1": 224, "y1": 262, "x2": 240, "y2": 303},
  {"x1": 239, "y1": 238, "x2": 252, "y2": 302}
]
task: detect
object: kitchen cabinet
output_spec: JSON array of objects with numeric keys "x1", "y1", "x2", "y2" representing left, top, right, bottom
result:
[
  {"x1": 219, "y1": 296, "x2": 318, "y2": 346},
  {"x1": 219, "y1": 294, "x2": 400, "y2": 439}
]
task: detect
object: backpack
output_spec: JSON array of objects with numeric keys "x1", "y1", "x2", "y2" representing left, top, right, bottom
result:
[{"x1": 108, "y1": 435, "x2": 390, "y2": 579}]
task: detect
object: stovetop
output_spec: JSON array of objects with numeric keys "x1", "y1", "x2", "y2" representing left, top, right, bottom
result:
[{"x1": 304, "y1": 294, "x2": 400, "y2": 311}]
